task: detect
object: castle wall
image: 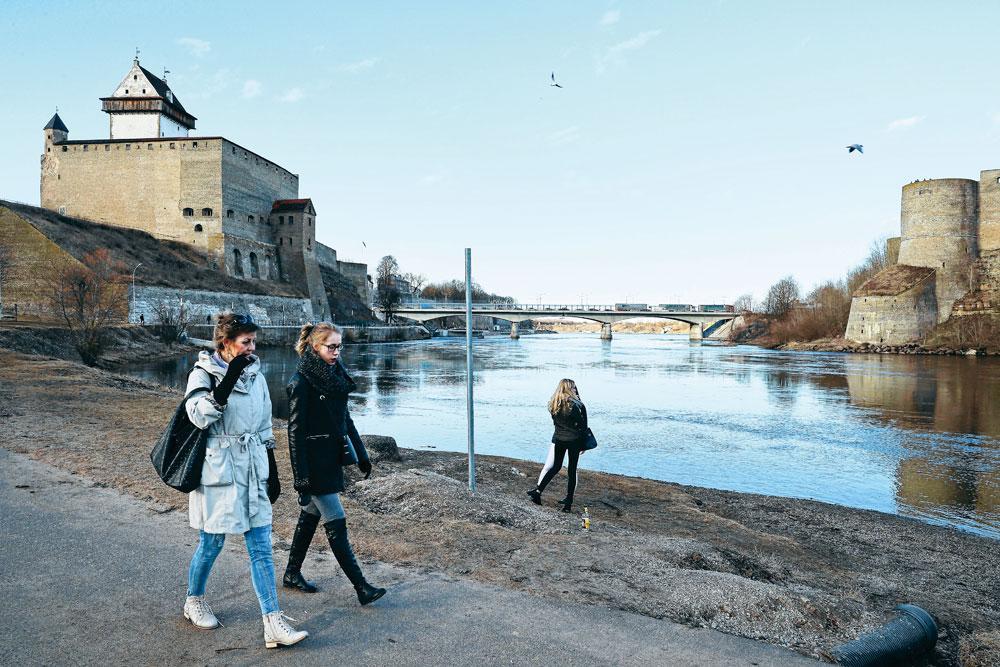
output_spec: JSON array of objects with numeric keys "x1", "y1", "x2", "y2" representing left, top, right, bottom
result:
[
  {"x1": 110, "y1": 113, "x2": 159, "y2": 140},
  {"x1": 898, "y1": 179, "x2": 978, "y2": 321},
  {"x1": 844, "y1": 276, "x2": 938, "y2": 344},
  {"x1": 40, "y1": 137, "x2": 226, "y2": 264},
  {"x1": 979, "y1": 169, "x2": 1000, "y2": 253},
  {"x1": 337, "y1": 260, "x2": 372, "y2": 305},
  {"x1": 315, "y1": 243, "x2": 338, "y2": 270},
  {"x1": 131, "y1": 285, "x2": 313, "y2": 327},
  {"x1": 160, "y1": 116, "x2": 189, "y2": 138},
  {"x1": 220, "y1": 139, "x2": 298, "y2": 248}
]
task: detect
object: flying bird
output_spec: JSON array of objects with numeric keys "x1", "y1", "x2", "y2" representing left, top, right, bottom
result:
[
  {"x1": 846, "y1": 144, "x2": 864, "y2": 154},
  {"x1": 550, "y1": 72, "x2": 563, "y2": 88}
]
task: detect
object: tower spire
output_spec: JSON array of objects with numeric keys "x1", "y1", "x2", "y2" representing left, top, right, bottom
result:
[{"x1": 134, "y1": 47, "x2": 140, "y2": 65}]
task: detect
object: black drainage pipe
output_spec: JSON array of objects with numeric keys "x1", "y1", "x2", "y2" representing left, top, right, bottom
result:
[{"x1": 832, "y1": 604, "x2": 938, "y2": 667}]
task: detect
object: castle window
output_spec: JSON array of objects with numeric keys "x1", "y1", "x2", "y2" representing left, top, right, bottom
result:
[
  {"x1": 248, "y1": 215, "x2": 255, "y2": 223},
  {"x1": 192, "y1": 141, "x2": 198, "y2": 148},
  {"x1": 169, "y1": 143, "x2": 175, "y2": 149},
  {"x1": 226, "y1": 209, "x2": 234, "y2": 219},
  {"x1": 307, "y1": 239, "x2": 312, "y2": 250},
  {"x1": 279, "y1": 216, "x2": 285, "y2": 225},
  {"x1": 148, "y1": 144, "x2": 153, "y2": 150},
  {"x1": 202, "y1": 208, "x2": 213, "y2": 217},
  {"x1": 105, "y1": 145, "x2": 110, "y2": 151},
  {"x1": 47, "y1": 147, "x2": 50, "y2": 153},
  {"x1": 133, "y1": 75, "x2": 137, "y2": 80},
  {"x1": 232, "y1": 147, "x2": 236, "y2": 154},
  {"x1": 126, "y1": 144, "x2": 131, "y2": 150},
  {"x1": 62, "y1": 146, "x2": 67, "y2": 152},
  {"x1": 308, "y1": 217, "x2": 312, "y2": 227},
  {"x1": 249, "y1": 253, "x2": 260, "y2": 278},
  {"x1": 83, "y1": 145, "x2": 88, "y2": 151},
  {"x1": 125, "y1": 89, "x2": 129, "y2": 94},
  {"x1": 183, "y1": 208, "x2": 194, "y2": 217},
  {"x1": 279, "y1": 238, "x2": 283, "y2": 246},
  {"x1": 288, "y1": 216, "x2": 294, "y2": 225},
  {"x1": 288, "y1": 238, "x2": 293, "y2": 247},
  {"x1": 142, "y1": 89, "x2": 146, "y2": 94},
  {"x1": 233, "y1": 249, "x2": 244, "y2": 277},
  {"x1": 194, "y1": 224, "x2": 203, "y2": 232}
]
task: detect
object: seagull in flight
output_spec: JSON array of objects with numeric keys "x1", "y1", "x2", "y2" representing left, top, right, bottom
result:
[
  {"x1": 846, "y1": 144, "x2": 864, "y2": 154},
  {"x1": 550, "y1": 72, "x2": 563, "y2": 88}
]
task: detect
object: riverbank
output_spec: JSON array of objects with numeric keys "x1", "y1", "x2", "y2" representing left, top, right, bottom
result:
[
  {"x1": 0, "y1": 323, "x2": 199, "y2": 367},
  {"x1": 0, "y1": 348, "x2": 995, "y2": 666},
  {"x1": 779, "y1": 338, "x2": 988, "y2": 356}
]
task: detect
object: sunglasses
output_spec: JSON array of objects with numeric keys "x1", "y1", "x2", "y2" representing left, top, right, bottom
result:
[{"x1": 231, "y1": 313, "x2": 255, "y2": 325}]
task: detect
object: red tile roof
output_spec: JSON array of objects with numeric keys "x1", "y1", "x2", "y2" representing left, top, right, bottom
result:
[{"x1": 271, "y1": 198, "x2": 313, "y2": 213}]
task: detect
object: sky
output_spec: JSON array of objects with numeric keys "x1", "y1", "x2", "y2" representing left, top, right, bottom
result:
[{"x1": 3, "y1": 1, "x2": 1000, "y2": 305}]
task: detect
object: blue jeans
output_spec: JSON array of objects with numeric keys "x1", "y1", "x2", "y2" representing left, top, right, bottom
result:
[
  {"x1": 302, "y1": 492, "x2": 346, "y2": 522},
  {"x1": 186, "y1": 525, "x2": 279, "y2": 615}
]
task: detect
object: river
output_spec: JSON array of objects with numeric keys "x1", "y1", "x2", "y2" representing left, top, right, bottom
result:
[{"x1": 121, "y1": 333, "x2": 1000, "y2": 539}]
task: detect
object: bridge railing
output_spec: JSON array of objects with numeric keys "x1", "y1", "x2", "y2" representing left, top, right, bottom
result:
[{"x1": 396, "y1": 303, "x2": 735, "y2": 313}]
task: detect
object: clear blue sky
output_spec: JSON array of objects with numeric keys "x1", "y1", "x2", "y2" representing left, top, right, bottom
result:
[{"x1": 3, "y1": 1, "x2": 999, "y2": 304}]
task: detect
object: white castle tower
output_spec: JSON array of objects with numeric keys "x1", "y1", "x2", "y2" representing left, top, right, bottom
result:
[{"x1": 100, "y1": 57, "x2": 196, "y2": 139}]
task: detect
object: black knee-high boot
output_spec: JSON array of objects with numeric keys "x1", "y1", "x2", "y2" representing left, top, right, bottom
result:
[
  {"x1": 324, "y1": 518, "x2": 386, "y2": 605},
  {"x1": 283, "y1": 510, "x2": 320, "y2": 593}
]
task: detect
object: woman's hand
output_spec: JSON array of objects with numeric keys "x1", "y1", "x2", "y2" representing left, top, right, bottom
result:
[
  {"x1": 213, "y1": 354, "x2": 254, "y2": 406},
  {"x1": 358, "y1": 459, "x2": 373, "y2": 479}
]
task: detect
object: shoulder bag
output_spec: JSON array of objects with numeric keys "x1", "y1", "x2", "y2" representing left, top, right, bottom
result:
[{"x1": 150, "y1": 369, "x2": 216, "y2": 493}]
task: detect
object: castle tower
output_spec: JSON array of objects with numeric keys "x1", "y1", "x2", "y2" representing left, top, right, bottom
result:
[
  {"x1": 897, "y1": 178, "x2": 979, "y2": 321},
  {"x1": 40, "y1": 113, "x2": 69, "y2": 206},
  {"x1": 978, "y1": 170, "x2": 1000, "y2": 253},
  {"x1": 100, "y1": 57, "x2": 196, "y2": 139},
  {"x1": 269, "y1": 199, "x2": 330, "y2": 319},
  {"x1": 43, "y1": 112, "x2": 68, "y2": 144}
]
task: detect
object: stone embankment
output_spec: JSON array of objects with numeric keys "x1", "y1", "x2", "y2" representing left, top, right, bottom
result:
[
  {"x1": 781, "y1": 338, "x2": 987, "y2": 356},
  {"x1": 0, "y1": 348, "x2": 997, "y2": 665},
  {"x1": 186, "y1": 324, "x2": 431, "y2": 346}
]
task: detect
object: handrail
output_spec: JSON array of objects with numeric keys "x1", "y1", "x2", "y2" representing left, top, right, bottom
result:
[{"x1": 396, "y1": 302, "x2": 734, "y2": 313}]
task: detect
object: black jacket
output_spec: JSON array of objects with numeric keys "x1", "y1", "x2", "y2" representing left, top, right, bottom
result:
[
  {"x1": 552, "y1": 400, "x2": 588, "y2": 444},
  {"x1": 286, "y1": 371, "x2": 369, "y2": 495}
]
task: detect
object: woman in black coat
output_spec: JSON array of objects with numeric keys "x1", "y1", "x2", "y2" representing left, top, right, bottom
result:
[
  {"x1": 527, "y1": 378, "x2": 589, "y2": 513},
  {"x1": 282, "y1": 322, "x2": 386, "y2": 605}
]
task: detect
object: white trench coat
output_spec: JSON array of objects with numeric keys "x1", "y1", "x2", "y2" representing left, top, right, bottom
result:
[{"x1": 185, "y1": 351, "x2": 275, "y2": 534}]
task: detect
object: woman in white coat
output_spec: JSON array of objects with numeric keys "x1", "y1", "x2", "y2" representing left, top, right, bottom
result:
[{"x1": 182, "y1": 312, "x2": 307, "y2": 649}]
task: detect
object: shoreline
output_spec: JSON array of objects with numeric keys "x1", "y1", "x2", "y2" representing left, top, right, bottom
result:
[{"x1": 0, "y1": 348, "x2": 997, "y2": 665}]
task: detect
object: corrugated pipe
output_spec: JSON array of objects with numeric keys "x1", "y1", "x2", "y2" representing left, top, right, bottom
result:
[{"x1": 833, "y1": 604, "x2": 938, "y2": 666}]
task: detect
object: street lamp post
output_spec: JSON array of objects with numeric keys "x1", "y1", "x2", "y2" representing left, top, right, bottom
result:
[{"x1": 131, "y1": 263, "x2": 143, "y2": 323}]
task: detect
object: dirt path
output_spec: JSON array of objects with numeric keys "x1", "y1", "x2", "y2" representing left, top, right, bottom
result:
[{"x1": 0, "y1": 350, "x2": 996, "y2": 665}]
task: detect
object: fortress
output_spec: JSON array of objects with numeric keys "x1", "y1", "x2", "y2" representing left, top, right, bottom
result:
[
  {"x1": 846, "y1": 170, "x2": 1000, "y2": 344},
  {"x1": 36, "y1": 58, "x2": 370, "y2": 321}
]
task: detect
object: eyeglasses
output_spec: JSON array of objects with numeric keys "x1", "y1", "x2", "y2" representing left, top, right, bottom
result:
[
  {"x1": 231, "y1": 314, "x2": 255, "y2": 325},
  {"x1": 321, "y1": 343, "x2": 343, "y2": 352}
]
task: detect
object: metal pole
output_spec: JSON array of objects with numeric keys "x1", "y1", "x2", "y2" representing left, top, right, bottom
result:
[
  {"x1": 131, "y1": 262, "x2": 142, "y2": 323},
  {"x1": 465, "y1": 248, "x2": 476, "y2": 493}
]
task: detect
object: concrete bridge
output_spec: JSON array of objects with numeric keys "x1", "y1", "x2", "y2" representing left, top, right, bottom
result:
[{"x1": 394, "y1": 304, "x2": 737, "y2": 341}]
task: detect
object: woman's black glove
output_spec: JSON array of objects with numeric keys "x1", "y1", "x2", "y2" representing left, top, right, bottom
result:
[
  {"x1": 266, "y1": 448, "x2": 280, "y2": 504},
  {"x1": 213, "y1": 354, "x2": 255, "y2": 406},
  {"x1": 297, "y1": 492, "x2": 312, "y2": 507},
  {"x1": 358, "y1": 459, "x2": 372, "y2": 479}
]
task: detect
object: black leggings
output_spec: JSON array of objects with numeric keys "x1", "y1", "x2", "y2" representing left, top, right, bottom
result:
[{"x1": 536, "y1": 440, "x2": 581, "y2": 502}]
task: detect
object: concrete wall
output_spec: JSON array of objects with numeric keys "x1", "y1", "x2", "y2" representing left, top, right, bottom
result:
[
  {"x1": 132, "y1": 285, "x2": 314, "y2": 327},
  {"x1": 899, "y1": 179, "x2": 979, "y2": 320},
  {"x1": 844, "y1": 275, "x2": 938, "y2": 344}
]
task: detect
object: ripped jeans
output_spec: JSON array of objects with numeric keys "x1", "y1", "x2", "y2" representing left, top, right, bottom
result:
[{"x1": 186, "y1": 525, "x2": 279, "y2": 615}]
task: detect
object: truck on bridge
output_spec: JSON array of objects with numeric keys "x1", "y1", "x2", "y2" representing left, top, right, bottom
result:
[{"x1": 614, "y1": 303, "x2": 649, "y2": 312}]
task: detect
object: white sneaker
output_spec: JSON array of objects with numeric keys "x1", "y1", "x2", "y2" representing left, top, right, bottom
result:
[
  {"x1": 183, "y1": 596, "x2": 220, "y2": 629},
  {"x1": 263, "y1": 611, "x2": 308, "y2": 649}
]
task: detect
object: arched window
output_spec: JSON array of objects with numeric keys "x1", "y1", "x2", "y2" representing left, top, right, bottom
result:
[
  {"x1": 249, "y1": 252, "x2": 260, "y2": 278},
  {"x1": 233, "y1": 249, "x2": 244, "y2": 277},
  {"x1": 226, "y1": 209, "x2": 234, "y2": 218},
  {"x1": 194, "y1": 224, "x2": 203, "y2": 232},
  {"x1": 183, "y1": 208, "x2": 194, "y2": 217},
  {"x1": 202, "y1": 208, "x2": 213, "y2": 217}
]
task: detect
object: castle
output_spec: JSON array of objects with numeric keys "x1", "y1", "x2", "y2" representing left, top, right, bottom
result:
[
  {"x1": 846, "y1": 170, "x2": 1000, "y2": 344},
  {"x1": 38, "y1": 58, "x2": 370, "y2": 320}
]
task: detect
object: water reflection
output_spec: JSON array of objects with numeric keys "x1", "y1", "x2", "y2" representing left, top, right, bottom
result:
[{"x1": 119, "y1": 335, "x2": 1000, "y2": 538}]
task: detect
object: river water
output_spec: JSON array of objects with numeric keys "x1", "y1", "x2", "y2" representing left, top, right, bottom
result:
[{"x1": 122, "y1": 334, "x2": 1000, "y2": 539}]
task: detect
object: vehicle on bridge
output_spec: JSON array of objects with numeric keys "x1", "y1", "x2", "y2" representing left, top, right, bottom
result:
[
  {"x1": 698, "y1": 304, "x2": 735, "y2": 313},
  {"x1": 653, "y1": 304, "x2": 695, "y2": 312},
  {"x1": 614, "y1": 303, "x2": 649, "y2": 312}
]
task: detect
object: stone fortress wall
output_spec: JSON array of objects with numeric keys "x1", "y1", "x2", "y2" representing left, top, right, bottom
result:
[{"x1": 846, "y1": 169, "x2": 1000, "y2": 344}]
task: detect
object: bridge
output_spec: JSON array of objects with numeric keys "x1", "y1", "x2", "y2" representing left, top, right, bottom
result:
[{"x1": 394, "y1": 304, "x2": 738, "y2": 341}]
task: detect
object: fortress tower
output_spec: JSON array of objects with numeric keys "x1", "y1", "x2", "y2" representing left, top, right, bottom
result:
[{"x1": 101, "y1": 57, "x2": 196, "y2": 139}]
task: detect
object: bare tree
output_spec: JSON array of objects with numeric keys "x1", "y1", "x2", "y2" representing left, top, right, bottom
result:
[
  {"x1": 376, "y1": 255, "x2": 399, "y2": 289},
  {"x1": 149, "y1": 291, "x2": 197, "y2": 343},
  {"x1": 764, "y1": 276, "x2": 799, "y2": 318},
  {"x1": 375, "y1": 255, "x2": 402, "y2": 322},
  {"x1": 733, "y1": 293, "x2": 755, "y2": 314},
  {"x1": 47, "y1": 248, "x2": 128, "y2": 365},
  {"x1": 400, "y1": 272, "x2": 428, "y2": 295},
  {"x1": 0, "y1": 240, "x2": 12, "y2": 318}
]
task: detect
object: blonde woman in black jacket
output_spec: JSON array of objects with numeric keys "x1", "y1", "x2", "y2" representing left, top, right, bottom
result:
[
  {"x1": 527, "y1": 378, "x2": 588, "y2": 513},
  {"x1": 283, "y1": 322, "x2": 386, "y2": 605}
]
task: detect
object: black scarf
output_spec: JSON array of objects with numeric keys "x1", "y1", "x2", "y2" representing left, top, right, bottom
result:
[{"x1": 298, "y1": 347, "x2": 357, "y2": 396}]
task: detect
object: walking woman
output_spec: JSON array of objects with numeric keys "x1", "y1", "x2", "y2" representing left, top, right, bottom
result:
[
  {"x1": 183, "y1": 313, "x2": 308, "y2": 649},
  {"x1": 283, "y1": 322, "x2": 386, "y2": 605},
  {"x1": 527, "y1": 378, "x2": 588, "y2": 513}
]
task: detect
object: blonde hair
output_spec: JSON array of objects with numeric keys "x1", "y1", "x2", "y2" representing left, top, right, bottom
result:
[
  {"x1": 295, "y1": 321, "x2": 342, "y2": 356},
  {"x1": 213, "y1": 312, "x2": 259, "y2": 351},
  {"x1": 548, "y1": 379, "x2": 579, "y2": 416}
]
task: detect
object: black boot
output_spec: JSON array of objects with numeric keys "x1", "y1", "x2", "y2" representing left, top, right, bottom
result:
[
  {"x1": 283, "y1": 510, "x2": 320, "y2": 593},
  {"x1": 324, "y1": 518, "x2": 386, "y2": 605},
  {"x1": 526, "y1": 488, "x2": 542, "y2": 505}
]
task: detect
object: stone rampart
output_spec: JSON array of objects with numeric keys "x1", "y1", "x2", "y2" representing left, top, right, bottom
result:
[
  {"x1": 845, "y1": 271, "x2": 937, "y2": 344},
  {"x1": 132, "y1": 285, "x2": 313, "y2": 327}
]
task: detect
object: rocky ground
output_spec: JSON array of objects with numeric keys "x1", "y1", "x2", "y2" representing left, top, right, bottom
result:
[
  {"x1": 0, "y1": 349, "x2": 996, "y2": 665},
  {"x1": 0, "y1": 323, "x2": 199, "y2": 367},
  {"x1": 780, "y1": 338, "x2": 989, "y2": 356}
]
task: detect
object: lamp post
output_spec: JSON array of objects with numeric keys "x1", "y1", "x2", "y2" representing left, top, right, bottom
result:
[{"x1": 131, "y1": 262, "x2": 143, "y2": 323}]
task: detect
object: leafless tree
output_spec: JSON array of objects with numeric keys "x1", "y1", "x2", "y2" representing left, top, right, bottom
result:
[
  {"x1": 733, "y1": 293, "x2": 755, "y2": 314},
  {"x1": 376, "y1": 255, "x2": 399, "y2": 289},
  {"x1": 47, "y1": 248, "x2": 128, "y2": 365},
  {"x1": 149, "y1": 291, "x2": 197, "y2": 343},
  {"x1": 400, "y1": 272, "x2": 427, "y2": 295},
  {"x1": 764, "y1": 276, "x2": 799, "y2": 318}
]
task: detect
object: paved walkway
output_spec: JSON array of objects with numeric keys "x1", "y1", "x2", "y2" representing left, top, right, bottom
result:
[{"x1": 0, "y1": 449, "x2": 819, "y2": 666}]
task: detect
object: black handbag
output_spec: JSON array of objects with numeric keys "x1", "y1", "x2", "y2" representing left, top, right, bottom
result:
[
  {"x1": 150, "y1": 371, "x2": 216, "y2": 493},
  {"x1": 581, "y1": 428, "x2": 598, "y2": 452}
]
